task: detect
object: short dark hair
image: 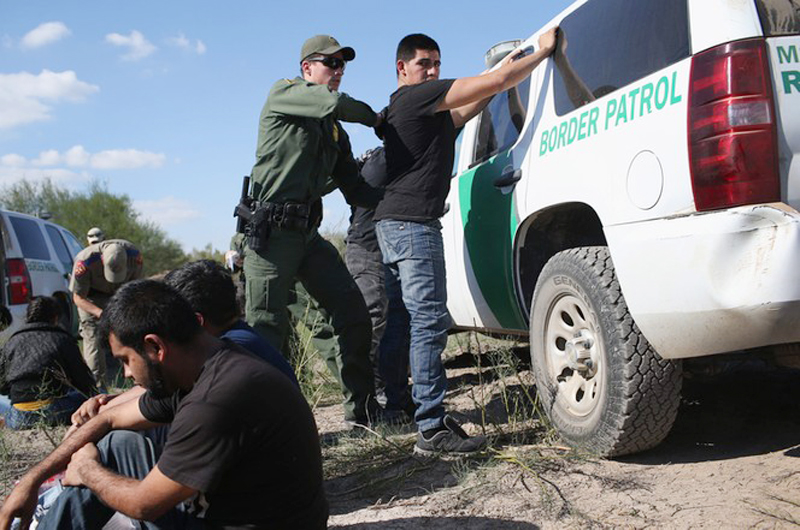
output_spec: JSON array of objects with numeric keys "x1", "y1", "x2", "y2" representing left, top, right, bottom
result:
[
  {"x1": 164, "y1": 260, "x2": 239, "y2": 328},
  {"x1": 396, "y1": 33, "x2": 440, "y2": 63},
  {"x1": 26, "y1": 296, "x2": 60, "y2": 324},
  {"x1": 99, "y1": 279, "x2": 201, "y2": 357}
]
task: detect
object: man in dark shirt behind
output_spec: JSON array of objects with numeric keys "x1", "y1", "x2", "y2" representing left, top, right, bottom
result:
[
  {"x1": 376, "y1": 30, "x2": 558, "y2": 455},
  {"x1": 0, "y1": 280, "x2": 327, "y2": 530}
]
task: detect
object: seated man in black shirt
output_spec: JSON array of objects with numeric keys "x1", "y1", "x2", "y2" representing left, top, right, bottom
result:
[{"x1": 0, "y1": 280, "x2": 327, "y2": 530}]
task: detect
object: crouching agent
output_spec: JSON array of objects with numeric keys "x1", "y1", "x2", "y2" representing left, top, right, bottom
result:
[{"x1": 0, "y1": 280, "x2": 328, "y2": 530}]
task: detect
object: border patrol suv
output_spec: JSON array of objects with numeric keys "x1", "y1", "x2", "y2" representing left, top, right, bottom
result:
[
  {"x1": 1, "y1": 209, "x2": 84, "y2": 341},
  {"x1": 442, "y1": 0, "x2": 800, "y2": 456}
]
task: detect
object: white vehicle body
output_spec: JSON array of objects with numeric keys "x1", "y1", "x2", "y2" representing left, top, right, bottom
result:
[
  {"x1": 0, "y1": 209, "x2": 84, "y2": 340},
  {"x1": 442, "y1": 0, "x2": 800, "y2": 455}
]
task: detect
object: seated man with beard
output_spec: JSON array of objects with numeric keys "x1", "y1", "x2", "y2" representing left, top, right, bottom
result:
[{"x1": 0, "y1": 280, "x2": 327, "y2": 530}]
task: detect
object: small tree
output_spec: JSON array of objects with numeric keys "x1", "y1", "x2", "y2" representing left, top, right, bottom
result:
[{"x1": 0, "y1": 179, "x2": 186, "y2": 277}]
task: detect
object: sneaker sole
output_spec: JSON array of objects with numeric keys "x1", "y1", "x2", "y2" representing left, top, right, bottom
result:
[{"x1": 413, "y1": 445, "x2": 485, "y2": 457}]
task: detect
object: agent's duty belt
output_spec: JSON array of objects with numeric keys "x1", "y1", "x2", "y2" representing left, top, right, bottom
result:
[
  {"x1": 244, "y1": 200, "x2": 321, "y2": 253},
  {"x1": 259, "y1": 201, "x2": 311, "y2": 231}
]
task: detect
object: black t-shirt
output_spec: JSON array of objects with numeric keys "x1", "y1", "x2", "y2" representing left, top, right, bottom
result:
[
  {"x1": 139, "y1": 341, "x2": 327, "y2": 530},
  {"x1": 374, "y1": 79, "x2": 457, "y2": 222},
  {"x1": 346, "y1": 146, "x2": 387, "y2": 253}
]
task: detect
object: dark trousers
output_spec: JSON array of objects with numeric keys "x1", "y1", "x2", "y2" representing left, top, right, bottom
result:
[
  {"x1": 244, "y1": 228, "x2": 375, "y2": 421},
  {"x1": 345, "y1": 243, "x2": 389, "y2": 400}
]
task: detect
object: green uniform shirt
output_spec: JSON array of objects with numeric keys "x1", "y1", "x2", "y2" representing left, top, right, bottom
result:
[{"x1": 251, "y1": 77, "x2": 379, "y2": 207}]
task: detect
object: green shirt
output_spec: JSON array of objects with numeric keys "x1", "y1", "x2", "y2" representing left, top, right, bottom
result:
[{"x1": 251, "y1": 77, "x2": 379, "y2": 207}]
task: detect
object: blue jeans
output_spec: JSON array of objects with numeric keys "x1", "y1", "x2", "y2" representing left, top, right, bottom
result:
[
  {"x1": 36, "y1": 431, "x2": 201, "y2": 530},
  {"x1": 0, "y1": 391, "x2": 86, "y2": 430},
  {"x1": 375, "y1": 219, "x2": 451, "y2": 432}
]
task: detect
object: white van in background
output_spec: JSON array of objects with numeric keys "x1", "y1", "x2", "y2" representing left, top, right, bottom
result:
[
  {"x1": 442, "y1": 0, "x2": 800, "y2": 456},
  {"x1": 0, "y1": 209, "x2": 84, "y2": 341}
]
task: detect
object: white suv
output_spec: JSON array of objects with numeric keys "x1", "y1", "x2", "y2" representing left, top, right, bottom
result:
[
  {"x1": 0, "y1": 209, "x2": 84, "y2": 340},
  {"x1": 442, "y1": 0, "x2": 800, "y2": 456}
]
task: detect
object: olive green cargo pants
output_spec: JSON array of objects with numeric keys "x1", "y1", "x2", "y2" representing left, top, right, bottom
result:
[
  {"x1": 244, "y1": 227, "x2": 375, "y2": 421},
  {"x1": 287, "y1": 282, "x2": 344, "y2": 390}
]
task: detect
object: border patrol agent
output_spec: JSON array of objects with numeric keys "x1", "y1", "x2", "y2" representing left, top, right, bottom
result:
[
  {"x1": 241, "y1": 35, "x2": 385, "y2": 425},
  {"x1": 69, "y1": 239, "x2": 143, "y2": 387}
]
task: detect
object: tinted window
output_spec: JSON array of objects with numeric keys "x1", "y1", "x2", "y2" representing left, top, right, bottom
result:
[
  {"x1": 1, "y1": 216, "x2": 10, "y2": 254},
  {"x1": 757, "y1": 0, "x2": 800, "y2": 35},
  {"x1": 60, "y1": 229, "x2": 84, "y2": 257},
  {"x1": 553, "y1": 0, "x2": 690, "y2": 116},
  {"x1": 8, "y1": 216, "x2": 50, "y2": 260},
  {"x1": 473, "y1": 77, "x2": 531, "y2": 165},
  {"x1": 45, "y1": 225, "x2": 73, "y2": 272}
]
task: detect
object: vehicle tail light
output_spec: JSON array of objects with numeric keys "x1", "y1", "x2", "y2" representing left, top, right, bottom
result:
[
  {"x1": 688, "y1": 39, "x2": 780, "y2": 211},
  {"x1": 6, "y1": 258, "x2": 32, "y2": 305}
]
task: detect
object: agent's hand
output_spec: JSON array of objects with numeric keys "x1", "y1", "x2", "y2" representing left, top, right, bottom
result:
[
  {"x1": 0, "y1": 480, "x2": 39, "y2": 530},
  {"x1": 538, "y1": 27, "x2": 559, "y2": 55},
  {"x1": 63, "y1": 443, "x2": 100, "y2": 488},
  {"x1": 70, "y1": 393, "x2": 114, "y2": 428}
]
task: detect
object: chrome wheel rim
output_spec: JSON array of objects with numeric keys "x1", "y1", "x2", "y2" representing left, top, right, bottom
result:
[{"x1": 543, "y1": 293, "x2": 604, "y2": 417}]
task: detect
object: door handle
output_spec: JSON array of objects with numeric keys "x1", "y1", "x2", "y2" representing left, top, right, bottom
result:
[{"x1": 493, "y1": 169, "x2": 522, "y2": 189}]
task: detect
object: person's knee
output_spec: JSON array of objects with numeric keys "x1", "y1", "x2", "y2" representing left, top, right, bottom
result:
[{"x1": 96, "y1": 430, "x2": 149, "y2": 460}]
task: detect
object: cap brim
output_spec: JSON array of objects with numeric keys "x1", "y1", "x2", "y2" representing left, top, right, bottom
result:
[{"x1": 317, "y1": 45, "x2": 355, "y2": 61}]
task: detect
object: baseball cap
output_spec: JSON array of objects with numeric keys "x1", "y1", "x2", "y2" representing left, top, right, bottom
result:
[
  {"x1": 87, "y1": 227, "x2": 105, "y2": 244},
  {"x1": 102, "y1": 242, "x2": 128, "y2": 283},
  {"x1": 300, "y1": 35, "x2": 355, "y2": 63}
]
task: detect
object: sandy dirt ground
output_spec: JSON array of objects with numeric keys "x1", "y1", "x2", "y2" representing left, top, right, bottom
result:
[
  {"x1": 319, "y1": 351, "x2": 800, "y2": 529},
  {"x1": 2, "y1": 349, "x2": 799, "y2": 529}
]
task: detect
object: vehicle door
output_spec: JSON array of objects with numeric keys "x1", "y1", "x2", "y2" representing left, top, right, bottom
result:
[
  {"x1": 446, "y1": 75, "x2": 535, "y2": 332},
  {"x1": 5, "y1": 214, "x2": 65, "y2": 296},
  {"x1": 758, "y1": 0, "x2": 800, "y2": 209}
]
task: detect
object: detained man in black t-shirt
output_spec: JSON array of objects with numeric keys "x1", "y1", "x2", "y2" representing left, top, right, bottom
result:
[
  {"x1": 0, "y1": 280, "x2": 327, "y2": 530},
  {"x1": 374, "y1": 30, "x2": 558, "y2": 456}
]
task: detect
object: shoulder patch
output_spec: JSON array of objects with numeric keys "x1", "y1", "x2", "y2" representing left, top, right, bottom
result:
[{"x1": 74, "y1": 261, "x2": 88, "y2": 277}]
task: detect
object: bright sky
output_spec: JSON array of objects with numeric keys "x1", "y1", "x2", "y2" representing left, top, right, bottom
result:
[{"x1": 0, "y1": 0, "x2": 571, "y2": 252}]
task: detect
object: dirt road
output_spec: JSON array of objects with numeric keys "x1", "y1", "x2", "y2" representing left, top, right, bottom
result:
[
  {"x1": 322, "y1": 352, "x2": 800, "y2": 529},
  {"x1": 2, "y1": 349, "x2": 799, "y2": 529}
]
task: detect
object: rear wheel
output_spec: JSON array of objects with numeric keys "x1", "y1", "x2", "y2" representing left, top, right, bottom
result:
[{"x1": 530, "y1": 247, "x2": 682, "y2": 457}]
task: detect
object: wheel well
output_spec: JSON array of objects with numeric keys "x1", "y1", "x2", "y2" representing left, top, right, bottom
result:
[{"x1": 515, "y1": 203, "x2": 606, "y2": 316}]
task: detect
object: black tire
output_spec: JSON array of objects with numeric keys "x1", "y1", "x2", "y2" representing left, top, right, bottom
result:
[{"x1": 530, "y1": 246, "x2": 682, "y2": 457}]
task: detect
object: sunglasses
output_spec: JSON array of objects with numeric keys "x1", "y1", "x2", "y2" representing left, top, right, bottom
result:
[{"x1": 310, "y1": 56, "x2": 346, "y2": 70}]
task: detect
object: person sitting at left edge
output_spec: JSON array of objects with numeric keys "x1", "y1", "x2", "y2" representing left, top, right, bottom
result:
[
  {"x1": 0, "y1": 280, "x2": 328, "y2": 530},
  {"x1": 0, "y1": 296, "x2": 96, "y2": 430}
]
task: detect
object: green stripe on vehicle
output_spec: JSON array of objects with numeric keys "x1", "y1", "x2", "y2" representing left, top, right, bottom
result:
[{"x1": 458, "y1": 151, "x2": 526, "y2": 330}]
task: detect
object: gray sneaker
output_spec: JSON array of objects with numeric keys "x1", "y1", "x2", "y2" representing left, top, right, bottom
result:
[{"x1": 413, "y1": 414, "x2": 487, "y2": 456}]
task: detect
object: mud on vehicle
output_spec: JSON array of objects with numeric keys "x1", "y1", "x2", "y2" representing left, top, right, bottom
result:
[{"x1": 442, "y1": 0, "x2": 800, "y2": 456}]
